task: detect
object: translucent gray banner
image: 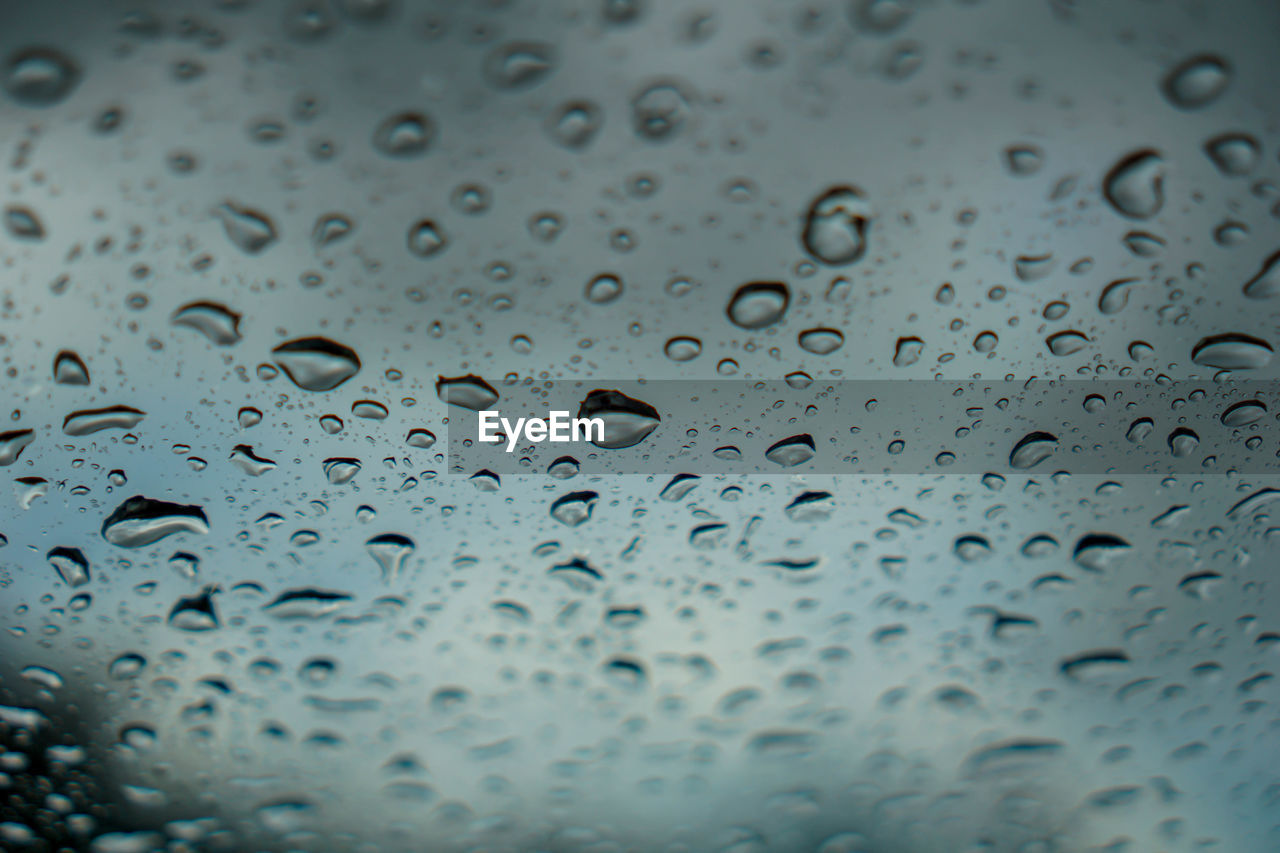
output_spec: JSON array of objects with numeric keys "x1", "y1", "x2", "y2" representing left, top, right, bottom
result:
[{"x1": 444, "y1": 379, "x2": 1275, "y2": 476}]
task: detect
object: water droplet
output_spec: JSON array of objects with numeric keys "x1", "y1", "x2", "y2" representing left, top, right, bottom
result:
[
  {"x1": 0, "y1": 429, "x2": 36, "y2": 466},
  {"x1": 172, "y1": 301, "x2": 242, "y2": 345},
  {"x1": 1168, "y1": 427, "x2": 1199, "y2": 457},
  {"x1": 954, "y1": 535, "x2": 992, "y2": 562},
  {"x1": 1125, "y1": 417, "x2": 1154, "y2": 444},
  {"x1": 109, "y1": 652, "x2": 147, "y2": 680},
  {"x1": 727, "y1": 282, "x2": 789, "y2": 329},
  {"x1": 271, "y1": 337, "x2": 361, "y2": 391},
  {"x1": 63, "y1": 405, "x2": 145, "y2": 436},
  {"x1": 373, "y1": 111, "x2": 435, "y2": 157},
  {"x1": 229, "y1": 445, "x2": 276, "y2": 476},
  {"x1": 366, "y1": 534, "x2": 415, "y2": 583},
  {"x1": 973, "y1": 331, "x2": 998, "y2": 353},
  {"x1": 892, "y1": 336, "x2": 924, "y2": 366},
  {"x1": 631, "y1": 79, "x2": 692, "y2": 141},
  {"x1": 1242, "y1": 250, "x2": 1280, "y2": 299},
  {"x1": 1122, "y1": 231, "x2": 1165, "y2": 257},
  {"x1": 801, "y1": 186, "x2": 871, "y2": 265},
  {"x1": 483, "y1": 41, "x2": 556, "y2": 90},
  {"x1": 1190, "y1": 332, "x2": 1273, "y2": 370},
  {"x1": 550, "y1": 491, "x2": 598, "y2": 527},
  {"x1": 765, "y1": 434, "x2": 815, "y2": 467},
  {"x1": 217, "y1": 201, "x2": 278, "y2": 253},
  {"x1": 1072, "y1": 534, "x2": 1130, "y2": 572},
  {"x1": 548, "y1": 456, "x2": 579, "y2": 478},
  {"x1": 53, "y1": 350, "x2": 89, "y2": 385},
  {"x1": 797, "y1": 327, "x2": 844, "y2": 355},
  {"x1": 1221, "y1": 399, "x2": 1265, "y2": 426},
  {"x1": 352, "y1": 400, "x2": 388, "y2": 420},
  {"x1": 577, "y1": 389, "x2": 660, "y2": 448},
  {"x1": 546, "y1": 100, "x2": 603, "y2": 149},
  {"x1": 850, "y1": 0, "x2": 912, "y2": 33},
  {"x1": 47, "y1": 547, "x2": 89, "y2": 588},
  {"x1": 323, "y1": 457, "x2": 361, "y2": 484},
  {"x1": 4, "y1": 47, "x2": 81, "y2": 106},
  {"x1": 238, "y1": 407, "x2": 263, "y2": 429},
  {"x1": 101, "y1": 496, "x2": 210, "y2": 548},
  {"x1": 312, "y1": 212, "x2": 354, "y2": 247},
  {"x1": 407, "y1": 219, "x2": 448, "y2": 258},
  {"x1": 1046, "y1": 330, "x2": 1089, "y2": 356},
  {"x1": 585, "y1": 273, "x2": 624, "y2": 304},
  {"x1": 4, "y1": 205, "x2": 45, "y2": 240},
  {"x1": 1102, "y1": 149, "x2": 1165, "y2": 219},
  {"x1": 1013, "y1": 253, "x2": 1054, "y2": 283},
  {"x1": 169, "y1": 587, "x2": 219, "y2": 631},
  {"x1": 1010, "y1": 431, "x2": 1057, "y2": 469},
  {"x1": 785, "y1": 491, "x2": 834, "y2": 522},
  {"x1": 1204, "y1": 132, "x2": 1259, "y2": 176},
  {"x1": 1161, "y1": 54, "x2": 1231, "y2": 109},
  {"x1": 664, "y1": 336, "x2": 702, "y2": 362},
  {"x1": 406, "y1": 429, "x2": 436, "y2": 449},
  {"x1": 1060, "y1": 649, "x2": 1130, "y2": 679},
  {"x1": 319, "y1": 415, "x2": 344, "y2": 434},
  {"x1": 1004, "y1": 144, "x2": 1043, "y2": 176},
  {"x1": 659, "y1": 474, "x2": 700, "y2": 502},
  {"x1": 436, "y1": 374, "x2": 498, "y2": 409},
  {"x1": 1097, "y1": 278, "x2": 1137, "y2": 315}
]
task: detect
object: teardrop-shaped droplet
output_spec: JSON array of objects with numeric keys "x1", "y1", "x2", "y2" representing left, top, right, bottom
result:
[
  {"x1": 1098, "y1": 278, "x2": 1138, "y2": 315},
  {"x1": 0, "y1": 429, "x2": 36, "y2": 466},
  {"x1": 172, "y1": 301, "x2": 242, "y2": 345},
  {"x1": 436, "y1": 375, "x2": 499, "y2": 410},
  {"x1": 407, "y1": 219, "x2": 447, "y2": 258},
  {"x1": 4, "y1": 205, "x2": 45, "y2": 239},
  {"x1": 483, "y1": 41, "x2": 556, "y2": 90},
  {"x1": 52, "y1": 350, "x2": 89, "y2": 385},
  {"x1": 765, "y1": 434, "x2": 816, "y2": 467},
  {"x1": 1161, "y1": 54, "x2": 1231, "y2": 109},
  {"x1": 726, "y1": 282, "x2": 790, "y2": 329},
  {"x1": 892, "y1": 336, "x2": 924, "y2": 367},
  {"x1": 47, "y1": 546, "x2": 89, "y2": 588},
  {"x1": 577, "y1": 389, "x2": 660, "y2": 449},
  {"x1": 1102, "y1": 149, "x2": 1165, "y2": 220},
  {"x1": 4, "y1": 47, "x2": 81, "y2": 106},
  {"x1": 801, "y1": 186, "x2": 871, "y2": 266},
  {"x1": 217, "y1": 201, "x2": 278, "y2": 253},
  {"x1": 312, "y1": 212, "x2": 354, "y2": 247},
  {"x1": 366, "y1": 533, "x2": 415, "y2": 583},
  {"x1": 373, "y1": 111, "x2": 435, "y2": 157},
  {"x1": 102, "y1": 496, "x2": 210, "y2": 548},
  {"x1": 1046, "y1": 330, "x2": 1089, "y2": 356},
  {"x1": 1190, "y1": 333, "x2": 1273, "y2": 370},
  {"x1": 797, "y1": 327, "x2": 844, "y2": 355},
  {"x1": 550, "y1": 491, "x2": 598, "y2": 527},
  {"x1": 546, "y1": 99, "x2": 602, "y2": 149},
  {"x1": 1010, "y1": 431, "x2": 1057, "y2": 469},
  {"x1": 271, "y1": 337, "x2": 361, "y2": 391},
  {"x1": 1204, "y1": 132, "x2": 1259, "y2": 177},
  {"x1": 63, "y1": 405, "x2": 145, "y2": 436},
  {"x1": 1242, "y1": 251, "x2": 1280, "y2": 299}
]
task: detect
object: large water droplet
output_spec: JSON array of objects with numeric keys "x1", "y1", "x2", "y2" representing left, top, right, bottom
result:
[
  {"x1": 102, "y1": 496, "x2": 210, "y2": 548},
  {"x1": 63, "y1": 405, "x2": 146, "y2": 436},
  {"x1": 4, "y1": 47, "x2": 81, "y2": 106},
  {"x1": 230, "y1": 445, "x2": 277, "y2": 476},
  {"x1": 801, "y1": 186, "x2": 871, "y2": 266},
  {"x1": 577, "y1": 389, "x2": 660, "y2": 449},
  {"x1": 892, "y1": 336, "x2": 924, "y2": 366},
  {"x1": 218, "y1": 201, "x2": 278, "y2": 254},
  {"x1": 47, "y1": 547, "x2": 89, "y2": 588},
  {"x1": 1046, "y1": 330, "x2": 1089, "y2": 356},
  {"x1": 797, "y1": 327, "x2": 844, "y2": 355},
  {"x1": 1204, "y1": 132, "x2": 1259, "y2": 177},
  {"x1": 1242, "y1": 250, "x2": 1280, "y2": 299},
  {"x1": 1190, "y1": 333, "x2": 1272, "y2": 370},
  {"x1": 765, "y1": 434, "x2": 815, "y2": 467},
  {"x1": 1010, "y1": 431, "x2": 1057, "y2": 469},
  {"x1": 664, "y1": 336, "x2": 702, "y2": 362},
  {"x1": 1221, "y1": 399, "x2": 1266, "y2": 426},
  {"x1": 271, "y1": 337, "x2": 361, "y2": 391},
  {"x1": 1102, "y1": 149, "x2": 1165, "y2": 219},
  {"x1": 550, "y1": 491, "x2": 598, "y2": 527},
  {"x1": 1072, "y1": 534, "x2": 1130, "y2": 572},
  {"x1": 727, "y1": 282, "x2": 789, "y2": 329},
  {"x1": 1161, "y1": 54, "x2": 1231, "y2": 109},
  {"x1": 436, "y1": 375, "x2": 499, "y2": 409},
  {"x1": 0, "y1": 429, "x2": 35, "y2": 466},
  {"x1": 52, "y1": 350, "x2": 89, "y2": 385},
  {"x1": 172, "y1": 301, "x2": 242, "y2": 345},
  {"x1": 1098, "y1": 278, "x2": 1138, "y2": 315},
  {"x1": 366, "y1": 533, "x2": 415, "y2": 583}
]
